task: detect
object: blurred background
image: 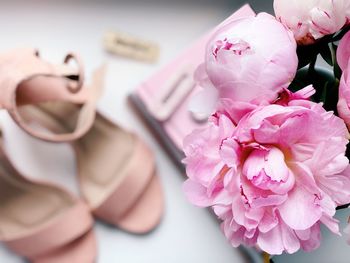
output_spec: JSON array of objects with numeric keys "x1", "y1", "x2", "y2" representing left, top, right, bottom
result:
[{"x1": 0, "y1": 1, "x2": 348, "y2": 262}]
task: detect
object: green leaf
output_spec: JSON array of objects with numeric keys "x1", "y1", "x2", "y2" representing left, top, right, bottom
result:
[
  {"x1": 296, "y1": 33, "x2": 335, "y2": 69},
  {"x1": 336, "y1": 203, "x2": 350, "y2": 210},
  {"x1": 331, "y1": 43, "x2": 342, "y2": 79},
  {"x1": 322, "y1": 78, "x2": 339, "y2": 113},
  {"x1": 288, "y1": 69, "x2": 310, "y2": 93},
  {"x1": 332, "y1": 25, "x2": 350, "y2": 42},
  {"x1": 320, "y1": 81, "x2": 329, "y2": 103},
  {"x1": 320, "y1": 43, "x2": 333, "y2": 66},
  {"x1": 290, "y1": 67, "x2": 339, "y2": 113},
  {"x1": 297, "y1": 45, "x2": 319, "y2": 69}
]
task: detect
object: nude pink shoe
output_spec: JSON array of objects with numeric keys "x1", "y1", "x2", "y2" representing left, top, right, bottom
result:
[
  {"x1": 0, "y1": 129, "x2": 96, "y2": 263},
  {"x1": 1, "y1": 48, "x2": 164, "y2": 234},
  {"x1": 31, "y1": 230, "x2": 96, "y2": 263},
  {"x1": 0, "y1": 48, "x2": 95, "y2": 143}
]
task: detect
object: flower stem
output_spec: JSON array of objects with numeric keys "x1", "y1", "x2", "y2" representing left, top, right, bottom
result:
[
  {"x1": 263, "y1": 252, "x2": 270, "y2": 263},
  {"x1": 308, "y1": 55, "x2": 317, "y2": 77}
]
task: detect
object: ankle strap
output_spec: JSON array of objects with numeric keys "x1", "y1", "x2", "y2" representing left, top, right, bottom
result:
[
  {"x1": 0, "y1": 48, "x2": 84, "y2": 110},
  {"x1": 9, "y1": 64, "x2": 106, "y2": 143}
]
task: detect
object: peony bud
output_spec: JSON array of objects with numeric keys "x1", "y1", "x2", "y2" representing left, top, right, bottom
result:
[{"x1": 274, "y1": 0, "x2": 348, "y2": 44}]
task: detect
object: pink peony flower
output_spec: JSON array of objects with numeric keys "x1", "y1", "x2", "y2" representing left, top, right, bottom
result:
[
  {"x1": 183, "y1": 87, "x2": 350, "y2": 255},
  {"x1": 337, "y1": 30, "x2": 350, "y2": 71},
  {"x1": 337, "y1": 35, "x2": 350, "y2": 128},
  {"x1": 274, "y1": 0, "x2": 349, "y2": 45},
  {"x1": 338, "y1": 64, "x2": 350, "y2": 127},
  {"x1": 190, "y1": 13, "x2": 297, "y2": 117}
]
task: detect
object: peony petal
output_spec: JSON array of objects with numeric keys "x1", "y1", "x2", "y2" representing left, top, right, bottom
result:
[
  {"x1": 193, "y1": 63, "x2": 207, "y2": 83},
  {"x1": 305, "y1": 138, "x2": 348, "y2": 177},
  {"x1": 338, "y1": 68, "x2": 350, "y2": 127},
  {"x1": 252, "y1": 119, "x2": 280, "y2": 144},
  {"x1": 251, "y1": 194, "x2": 288, "y2": 209},
  {"x1": 300, "y1": 223, "x2": 321, "y2": 252},
  {"x1": 183, "y1": 123, "x2": 225, "y2": 185},
  {"x1": 243, "y1": 147, "x2": 294, "y2": 194},
  {"x1": 317, "y1": 153, "x2": 349, "y2": 177},
  {"x1": 245, "y1": 207, "x2": 265, "y2": 222},
  {"x1": 320, "y1": 215, "x2": 340, "y2": 235},
  {"x1": 218, "y1": 114, "x2": 235, "y2": 140},
  {"x1": 189, "y1": 85, "x2": 219, "y2": 118},
  {"x1": 220, "y1": 138, "x2": 240, "y2": 168},
  {"x1": 221, "y1": 218, "x2": 246, "y2": 248},
  {"x1": 213, "y1": 188, "x2": 235, "y2": 206},
  {"x1": 318, "y1": 165, "x2": 350, "y2": 205},
  {"x1": 278, "y1": 112, "x2": 309, "y2": 146},
  {"x1": 217, "y1": 98, "x2": 257, "y2": 125},
  {"x1": 212, "y1": 204, "x2": 230, "y2": 219},
  {"x1": 288, "y1": 162, "x2": 321, "y2": 196},
  {"x1": 278, "y1": 185, "x2": 322, "y2": 230},
  {"x1": 228, "y1": 227, "x2": 246, "y2": 247},
  {"x1": 295, "y1": 228, "x2": 311, "y2": 241},
  {"x1": 319, "y1": 193, "x2": 337, "y2": 217},
  {"x1": 258, "y1": 210, "x2": 279, "y2": 233},
  {"x1": 245, "y1": 228, "x2": 257, "y2": 239},
  {"x1": 280, "y1": 221, "x2": 300, "y2": 254},
  {"x1": 309, "y1": 6, "x2": 346, "y2": 39},
  {"x1": 183, "y1": 179, "x2": 212, "y2": 207},
  {"x1": 337, "y1": 30, "x2": 350, "y2": 71},
  {"x1": 242, "y1": 148, "x2": 267, "y2": 180},
  {"x1": 257, "y1": 225, "x2": 284, "y2": 255},
  {"x1": 231, "y1": 194, "x2": 247, "y2": 226},
  {"x1": 293, "y1": 85, "x2": 316, "y2": 99},
  {"x1": 264, "y1": 147, "x2": 290, "y2": 182}
]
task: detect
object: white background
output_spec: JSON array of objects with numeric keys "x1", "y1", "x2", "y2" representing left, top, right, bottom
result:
[{"x1": 0, "y1": 1, "x2": 349, "y2": 263}]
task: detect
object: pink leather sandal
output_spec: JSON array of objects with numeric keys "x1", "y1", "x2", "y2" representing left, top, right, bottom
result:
[
  {"x1": 1, "y1": 48, "x2": 164, "y2": 234},
  {"x1": 0, "y1": 48, "x2": 96, "y2": 143},
  {"x1": 0, "y1": 129, "x2": 96, "y2": 263}
]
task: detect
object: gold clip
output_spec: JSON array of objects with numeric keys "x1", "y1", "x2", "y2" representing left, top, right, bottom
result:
[{"x1": 103, "y1": 31, "x2": 159, "y2": 63}]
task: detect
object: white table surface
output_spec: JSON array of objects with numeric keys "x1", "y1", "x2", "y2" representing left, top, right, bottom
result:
[{"x1": 0, "y1": 1, "x2": 349, "y2": 263}]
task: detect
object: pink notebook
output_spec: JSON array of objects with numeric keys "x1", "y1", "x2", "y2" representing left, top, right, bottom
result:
[
  {"x1": 129, "y1": 4, "x2": 256, "y2": 169},
  {"x1": 129, "y1": 5, "x2": 262, "y2": 261}
]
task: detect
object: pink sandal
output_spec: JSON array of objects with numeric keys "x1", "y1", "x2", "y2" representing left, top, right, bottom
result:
[
  {"x1": 0, "y1": 129, "x2": 96, "y2": 263},
  {"x1": 1, "y1": 48, "x2": 164, "y2": 234},
  {"x1": 0, "y1": 48, "x2": 94, "y2": 143}
]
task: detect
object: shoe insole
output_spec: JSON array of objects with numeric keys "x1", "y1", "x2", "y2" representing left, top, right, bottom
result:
[
  {"x1": 17, "y1": 102, "x2": 135, "y2": 208},
  {"x1": 17, "y1": 101, "x2": 164, "y2": 234},
  {"x1": 0, "y1": 153, "x2": 73, "y2": 239},
  {"x1": 16, "y1": 102, "x2": 81, "y2": 136},
  {"x1": 75, "y1": 114, "x2": 135, "y2": 208}
]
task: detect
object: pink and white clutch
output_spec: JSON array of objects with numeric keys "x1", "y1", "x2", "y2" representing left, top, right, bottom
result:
[{"x1": 129, "y1": 4, "x2": 256, "y2": 169}]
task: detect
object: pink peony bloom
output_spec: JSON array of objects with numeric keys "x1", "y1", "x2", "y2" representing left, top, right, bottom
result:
[
  {"x1": 337, "y1": 31, "x2": 350, "y2": 127},
  {"x1": 183, "y1": 87, "x2": 350, "y2": 255},
  {"x1": 338, "y1": 64, "x2": 350, "y2": 127},
  {"x1": 274, "y1": 0, "x2": 349, "y2": 45},
  {"x1": 190, "y1": 13, "x2": 297, "y2": 117},
  {"x1": 337, "y1": 30, "x2": 350, "y2": 71}
]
